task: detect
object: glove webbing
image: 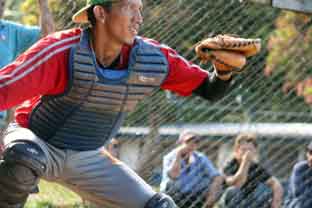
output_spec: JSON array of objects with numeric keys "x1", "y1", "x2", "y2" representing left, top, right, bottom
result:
[{"x1": 214, "y1": 35, "x2": 261, "y2": 50}]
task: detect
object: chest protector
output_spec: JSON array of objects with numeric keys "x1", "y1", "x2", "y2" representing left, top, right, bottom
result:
[{"x1": 29, "y1": 35, "x2": 168, "y2": 151}]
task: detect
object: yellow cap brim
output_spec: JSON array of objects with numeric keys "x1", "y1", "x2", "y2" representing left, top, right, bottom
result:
[{"x1": 72, "y1": 5, "x2": 92, "y2": 24}]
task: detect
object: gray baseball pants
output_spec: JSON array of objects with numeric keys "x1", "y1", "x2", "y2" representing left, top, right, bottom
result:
[{"x1": 3, "y1": 124, "x2": 155, "y2": 208}]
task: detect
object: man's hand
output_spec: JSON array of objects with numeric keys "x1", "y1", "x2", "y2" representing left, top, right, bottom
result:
[
  {"x1": 168, "y1": 144, "x2": 192, "y2": 179},
  {"x1": 176, "y1": 145, "x2": 189, "y2": 158},
  {"x1": 176, "y1": 145, "x2": 194, "y2": 162},
  {"x1": 38, "y1": 0, "x2": 55, "y2": 36}
]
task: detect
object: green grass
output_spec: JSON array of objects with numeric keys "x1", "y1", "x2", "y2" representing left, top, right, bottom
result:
[
  {"x1": 25, "y1": 181, "x2": 219, "y2": 208},
  {"x1": 25, "y1": 180, "x2": 94, "y2": 208},
  {"x1": 25, "y1": 181, "x2": 160, "y2": 208}
]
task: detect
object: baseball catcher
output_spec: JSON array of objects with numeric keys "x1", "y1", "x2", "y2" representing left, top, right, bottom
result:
[{"x1": 195, "y1": 34, "x2": 261, "y2": 80}]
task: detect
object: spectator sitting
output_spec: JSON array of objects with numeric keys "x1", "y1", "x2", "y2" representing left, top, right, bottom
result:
[
  {"x1": 286, "y1": 141, "x2": 312, "y2": 208},
  {"x1": 219, "y1": 133, "x2": 283, "y2": 208},
  {"x1": 160, "y1": 131, "x2": 224, "y2": 208}
]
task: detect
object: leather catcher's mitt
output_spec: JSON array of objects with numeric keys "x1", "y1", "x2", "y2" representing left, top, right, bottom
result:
[{"x1": 195, "y1": 34, "x2": 261, "y2": 80}]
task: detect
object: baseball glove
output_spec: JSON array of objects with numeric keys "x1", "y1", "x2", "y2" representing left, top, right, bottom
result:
[{"x1": 195, "y1": 34, "x2": 261, "y2": 80}]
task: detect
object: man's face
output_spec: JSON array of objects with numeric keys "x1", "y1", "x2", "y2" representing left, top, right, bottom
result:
[
  {"x1": 306, "y1": 149, "x2": 312, "y2": 167},
  {"x1": 0, "y1": 0, "x2": 5, "y2": 18},
  {"x1": 182, "y1": 136, "x2": 200, "y2": 155},
  {"x1": 105, "y1": 0, "x2": 143, "y2": 45}
]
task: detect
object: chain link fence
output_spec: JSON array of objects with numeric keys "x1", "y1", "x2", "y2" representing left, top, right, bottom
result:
[{"x1": 22, "y1": 0, "x2": 312, "y2": 207}]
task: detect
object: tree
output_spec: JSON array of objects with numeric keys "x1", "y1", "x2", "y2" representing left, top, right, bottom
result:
[
  {"x1": 19, "y1": 0, "x2": 84, "y2": 29},
  {"x1": 265, "y1": 11, "x2": 312, "y2": 105}
]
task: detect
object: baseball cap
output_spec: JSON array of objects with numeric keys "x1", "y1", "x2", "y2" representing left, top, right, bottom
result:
[
  {"x1": 177, "y1": 131, "x2": 200, "y2": 144},
  {"x1": 72, "y1": 0, "x2": 120, "y2": 24}
]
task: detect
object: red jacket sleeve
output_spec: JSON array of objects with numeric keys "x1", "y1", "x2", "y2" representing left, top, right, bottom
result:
[
  {"x1": 0, "y1": 29, "x2": 81, "y2": 111},
  {"x1": 142, "y1": 39, "x2": 208, "y2": 96}
]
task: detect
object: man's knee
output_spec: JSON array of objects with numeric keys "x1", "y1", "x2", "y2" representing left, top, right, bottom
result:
[
  {"x1": 0, "y1": 140, "x2": 47, "y2": 207},
  {"x1": 3, "y1": 140, "x2": 47, "y2": 176},
  {"x1": 144, "y1": 193, "x2": 177, "y2": 208}
]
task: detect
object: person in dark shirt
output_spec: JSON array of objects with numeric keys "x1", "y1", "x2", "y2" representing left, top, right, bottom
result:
[
  {"x1": 287, "y1": 141, "x2": 312, "y2": 208},
  {"x1": 219, "y1": 133, "x2": 283, "y2": 208}
]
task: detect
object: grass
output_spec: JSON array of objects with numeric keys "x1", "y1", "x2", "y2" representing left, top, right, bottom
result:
[
  {"x1": 25, "y1": 180, "x2": 94, "y2": 208},
  {"x1": 25, "y1": 181, "x2": 220, "y2": 208},
  {"x1": 26, "y1": 181, "x2": 161, "y2": 208}
]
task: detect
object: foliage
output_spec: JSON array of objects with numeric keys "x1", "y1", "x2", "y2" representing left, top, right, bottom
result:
[
  {"x1": 3, "y1": 0, "x2": 23, "y2": 21},
  {"x1": 11, "y1": 0, "x2": 84, "y2": 29},
  {"x1": 265, "y1": 11, "x2": 312, "y2": 105}
]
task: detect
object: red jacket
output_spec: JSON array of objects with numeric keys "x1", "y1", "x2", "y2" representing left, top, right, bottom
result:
[{"x1": 0, "y1": 28, "x2": 208, "y2": 128}]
